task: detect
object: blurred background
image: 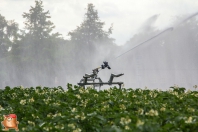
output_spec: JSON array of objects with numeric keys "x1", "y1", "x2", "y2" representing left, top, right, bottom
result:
[{"x1": 0, "y1": 0, "x2": 197, "y2": 90}]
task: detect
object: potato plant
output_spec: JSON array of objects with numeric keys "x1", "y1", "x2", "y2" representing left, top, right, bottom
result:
[{"x1": 0, "y1": 84, "x2": 198, "y2": 132}]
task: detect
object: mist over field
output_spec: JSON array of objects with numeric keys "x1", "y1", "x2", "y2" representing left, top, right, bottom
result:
[{"x1": 0, "y1": 1, "x2": 197, "y2": 90}]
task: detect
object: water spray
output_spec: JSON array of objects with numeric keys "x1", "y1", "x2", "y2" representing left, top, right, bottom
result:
[
  {"x1": 78, "y1": 11, "x2": 198, "y2": 89},
  {"x1": 112, "y1": 11, "x2": 198, "y2": 59},
  {"x1": 115, "y1": 27, "x2": 174, "y2": 59}
]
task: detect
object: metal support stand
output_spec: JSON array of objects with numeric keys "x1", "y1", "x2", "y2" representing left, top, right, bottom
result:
[{"x1": 78, "y1": 73, "x2": 124, "y2": 89}]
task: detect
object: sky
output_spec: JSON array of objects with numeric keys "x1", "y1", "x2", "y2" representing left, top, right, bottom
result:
[{"x1": 0, "y1": 0, "x2": 198, "y2": 45}]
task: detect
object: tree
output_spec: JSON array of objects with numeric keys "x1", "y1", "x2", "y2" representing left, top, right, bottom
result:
[
  {"x1": 22, "y1": 0, "x2": 56, "y2": 39},
  {"x1": 17, "y1": 0, "x2": 60, "y2": 61},
  {"x1": 0, "y1": 14, "x2": 19, "y2": 88},
  {"x1": 0, "y1": 14, "x2": 18, "y2": 57},
  {"x1": 9, "y1": 0, "x2": 70, "y2": 87},
  {"x1": 68, "y1": 3, "x2": 116, "y2": 74},
  {"x1": 69, "y1": 3, "x2": 114, "y2": 45}
]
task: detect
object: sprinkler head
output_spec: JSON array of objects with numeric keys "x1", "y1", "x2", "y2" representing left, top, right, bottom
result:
[{"x1": 101, "y1": 61, "x2": 111, "y2": 69}]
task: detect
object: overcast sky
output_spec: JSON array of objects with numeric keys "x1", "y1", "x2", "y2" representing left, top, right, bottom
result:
[{"x1": 0, "y1": 0, "x2": 198, "y2": 45}]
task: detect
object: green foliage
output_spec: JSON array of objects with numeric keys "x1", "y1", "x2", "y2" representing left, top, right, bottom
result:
[
  {"x1": 0, "y1": 1, "x2": 117, "y2": 88},
  {"x1": 0, "y1": 14, "x2": 18, "y2": 56},
  {"x1": 0, "y1": 14, "x2": 19, "y2": 88},
  {"x1": 0, "y1": 85, "x2": 198, "y2": 131},
  {"x1": 22, "y1": 0, "x2": 56, "y2": 38},
  {"x1": 68, "y1": 3, "x2": 114, "y2": 45},
  {"x1": 1, "y1": 0, "x2": 71, "y2": 87}
]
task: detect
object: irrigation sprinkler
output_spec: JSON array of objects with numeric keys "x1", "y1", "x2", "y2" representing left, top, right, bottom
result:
[{"x1": 77, "y1": 11, "x2": 198, "y2": 89}]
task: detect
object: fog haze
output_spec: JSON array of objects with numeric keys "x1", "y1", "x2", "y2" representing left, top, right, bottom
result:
[{"x1": 0, "y1": 1, "x2": 197, "y2": 90}]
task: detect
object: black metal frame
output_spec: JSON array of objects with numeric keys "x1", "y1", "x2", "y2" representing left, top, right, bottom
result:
[{"x1": 78, "y1": 73, "x2": 124, "y2": 89}]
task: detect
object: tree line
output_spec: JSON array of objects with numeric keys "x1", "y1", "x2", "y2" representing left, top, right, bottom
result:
[{"x1": 0, "y1": 0, "x2": 117, "y2": 87}]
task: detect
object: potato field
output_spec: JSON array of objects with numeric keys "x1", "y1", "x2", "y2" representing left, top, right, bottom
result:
[{"x1": 0, "y1": 84, "x2": 198, "y2": 132}]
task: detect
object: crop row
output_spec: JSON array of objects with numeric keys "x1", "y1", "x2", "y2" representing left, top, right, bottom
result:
[{"x1": 0, "y1": 84, "x2": 198, "y2": 132}]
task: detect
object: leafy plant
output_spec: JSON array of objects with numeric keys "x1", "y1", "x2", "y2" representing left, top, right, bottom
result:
[{"x1": 0, "y1": 85, "x2": 198, "y2": 132}]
